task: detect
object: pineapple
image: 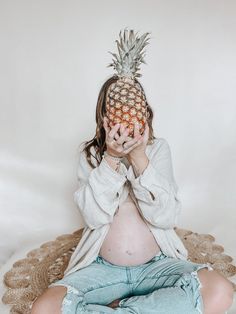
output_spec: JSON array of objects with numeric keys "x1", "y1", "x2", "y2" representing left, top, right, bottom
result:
[{"x1": 105, "y1": 28, "x2": 151, "y2": 137}]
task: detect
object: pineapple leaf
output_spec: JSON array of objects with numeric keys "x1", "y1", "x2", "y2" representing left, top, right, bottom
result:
[
  {"x1": 129, "y1": 29, "x2": 134, "y2": 43},
  {"x1": 108, "y1": 28, "x2": 151, "y2": 77}
]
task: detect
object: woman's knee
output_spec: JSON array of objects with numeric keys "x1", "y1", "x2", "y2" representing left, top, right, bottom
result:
[
  {"x1": 197, "y1": 268, "x2": 234, "y2": 313},
  {"x1": 31, "y1": 286, "x2": 67, "y2": 314}
]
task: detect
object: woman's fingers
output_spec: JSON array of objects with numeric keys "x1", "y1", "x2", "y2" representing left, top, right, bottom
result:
[
  {"x1": 103, "y1": 118, "x2": 119, "y2": 144},
  {"x1": 122, "y1": 136, "x2": 142, "y2": 153},
  {"x1": 133, "y1": 122, "x2": 141, "y2": 138},
  {"x1": 114, "y1": 133, "x2": 119, "y2": 140},
  {"x1": 124, "y1": 124, "x2": 141, "y2": 147},
  {"x1": 116, "y1": 127, "x2": 129, "y2": 145},
  {"x1": 143, "y1": 122, "x2": 149, "y2": 141},
  {"x1": 123, "y1": 139, "x2": 142, "y2": 154},
  {"x1": 116, "y1": 123, "x2": 141, "y2": 146},
  {"x1": 115, "y1": 124, "x2": 125, "y2": 140},
  {"x1": 103, "y1": 118, "x2": 144, "y2": 156},
  {"x1": 108, "y1": 124, "x2": 120, "y2": 140}
]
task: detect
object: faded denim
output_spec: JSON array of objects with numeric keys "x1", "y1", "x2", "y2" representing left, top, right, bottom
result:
[{"x1": 48, "y1": 251, "x2": 214, "y2": 314}]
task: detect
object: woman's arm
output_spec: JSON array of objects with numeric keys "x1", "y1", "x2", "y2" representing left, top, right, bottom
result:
[
  {"x1": 127, "y1": 138, "x2": 181, "y2": 229},
  {"x1": 73, "y1": 149, "x2": 127, "y2": 230}
]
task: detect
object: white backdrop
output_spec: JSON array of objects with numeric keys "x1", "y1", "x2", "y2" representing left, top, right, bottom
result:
[{"x1": 0, "y1": 0, "x2": 236, "y2": 312}]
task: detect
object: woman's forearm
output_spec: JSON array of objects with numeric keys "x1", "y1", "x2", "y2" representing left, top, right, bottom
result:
[{"x1": 128, "y1": 153, "x2": 149, "y2": 178}]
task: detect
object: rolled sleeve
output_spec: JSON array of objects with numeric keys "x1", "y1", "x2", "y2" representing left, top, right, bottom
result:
[
  {"x1": 126, "y1": 138, "x2": 182, "y2": 229},
  {"x1": 89, "y1": 156, "x2": 128, "y2": 196},
  {"x1": 128, "y1": 159, "x2": 171, "y2": 202},
  {"x1": 73, "y1": 150, "x2": 128, "y2": 229}
]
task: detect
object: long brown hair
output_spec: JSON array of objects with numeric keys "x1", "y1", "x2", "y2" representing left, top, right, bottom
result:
[{"x1": 79, "y1": 75, "x2": 156, "y2": 169}]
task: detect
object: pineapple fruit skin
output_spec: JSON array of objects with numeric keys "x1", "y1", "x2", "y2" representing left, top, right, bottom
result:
[{"x1": 105, "y1": 77, "x2": 148, "y2": 138}]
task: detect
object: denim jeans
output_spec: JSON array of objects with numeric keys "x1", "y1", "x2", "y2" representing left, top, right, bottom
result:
[{"x1": 48, "y1": 251, "x2": 214, "y2": 314}]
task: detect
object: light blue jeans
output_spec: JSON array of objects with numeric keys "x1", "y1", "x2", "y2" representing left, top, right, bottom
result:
[{"x1": 48, "y1": 251, "x2": 214, "y2": 314}]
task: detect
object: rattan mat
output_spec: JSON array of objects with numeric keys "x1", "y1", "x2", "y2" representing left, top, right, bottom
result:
[{"x1": 2, "y1": 227, "x2": 236, "y2": 314}]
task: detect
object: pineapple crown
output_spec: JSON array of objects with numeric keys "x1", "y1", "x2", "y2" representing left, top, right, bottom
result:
[{"x1": 107, "y1": 28, "x2": 151, "y2": 80}]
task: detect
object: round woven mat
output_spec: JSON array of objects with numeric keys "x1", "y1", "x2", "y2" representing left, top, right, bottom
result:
[{"x1": 2, "y1": 227, "x2": 236, "y2": 314}]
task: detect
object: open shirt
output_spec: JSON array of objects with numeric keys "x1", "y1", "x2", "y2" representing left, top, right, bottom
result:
[{"x1": 64, "y1": 137, "x2": 188, "y2": 276}]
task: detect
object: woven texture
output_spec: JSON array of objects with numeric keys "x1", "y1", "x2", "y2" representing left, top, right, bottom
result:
[{"x1": 2, "y1": 227, "x2": 236, "y2": 314}]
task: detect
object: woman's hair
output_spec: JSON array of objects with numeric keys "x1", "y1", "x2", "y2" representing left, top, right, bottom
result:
[{"x1": 79, "y1": 75, "x2": 156, "y2": 169}]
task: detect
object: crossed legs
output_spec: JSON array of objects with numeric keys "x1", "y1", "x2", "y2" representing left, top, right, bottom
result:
[{"x1": 31, "y1": 255, "x2": 234, "y2": 314}]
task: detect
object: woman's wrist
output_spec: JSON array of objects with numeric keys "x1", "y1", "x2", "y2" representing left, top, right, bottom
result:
[
  {"x1": 102, "y1": 151, "x2": 122, "y2": 172},
  {"x1": 103, "y1": 150, "x2": 123, "y2": 161},
  {"x1": 128, "y1": 152, "x2": 149, "y2": 178}
]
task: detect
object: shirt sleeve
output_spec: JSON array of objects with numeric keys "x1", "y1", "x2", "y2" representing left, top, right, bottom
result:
[
  {"x1": 73, "y1": 149, "x2": 128, "y2": 230},
  {"x1": 127, "y1": 138, "x2": 182, "y2": 229}
]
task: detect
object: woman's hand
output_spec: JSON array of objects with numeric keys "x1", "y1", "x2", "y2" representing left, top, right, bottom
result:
[
  {"x1": 127, "y1": 122, "x2": 149, "y2": 160},
  {"x1": 103, "y1": 117, "x2": 142, "y2": 158}
]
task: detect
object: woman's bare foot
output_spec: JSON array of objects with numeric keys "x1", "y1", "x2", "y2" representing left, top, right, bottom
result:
[{"x1": 107, "y1": 298, "x2": 122, "y2": 308}]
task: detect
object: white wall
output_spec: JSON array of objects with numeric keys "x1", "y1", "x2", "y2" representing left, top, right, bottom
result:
[{"x1": 0, "y1": 0, "x2": 236, "y2": 268}]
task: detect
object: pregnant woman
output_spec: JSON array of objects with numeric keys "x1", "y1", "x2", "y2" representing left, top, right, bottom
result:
[{"x1": 31, "y1": 29, "x2": 233, "y2": 314}]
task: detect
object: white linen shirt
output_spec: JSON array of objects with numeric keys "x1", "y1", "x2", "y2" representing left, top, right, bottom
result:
[{"x1": 64, "y1": 137, "x2": 188, "y2": 277}]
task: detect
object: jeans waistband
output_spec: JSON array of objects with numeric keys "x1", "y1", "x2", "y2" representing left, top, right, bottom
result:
[{"x1": 96, "y1": 251, "x2": 167, "y2": 268}]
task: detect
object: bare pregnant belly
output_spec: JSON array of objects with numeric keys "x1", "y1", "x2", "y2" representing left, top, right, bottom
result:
[{"x1": 99, "y1": 193, "x2": 160, "y2": 266}]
